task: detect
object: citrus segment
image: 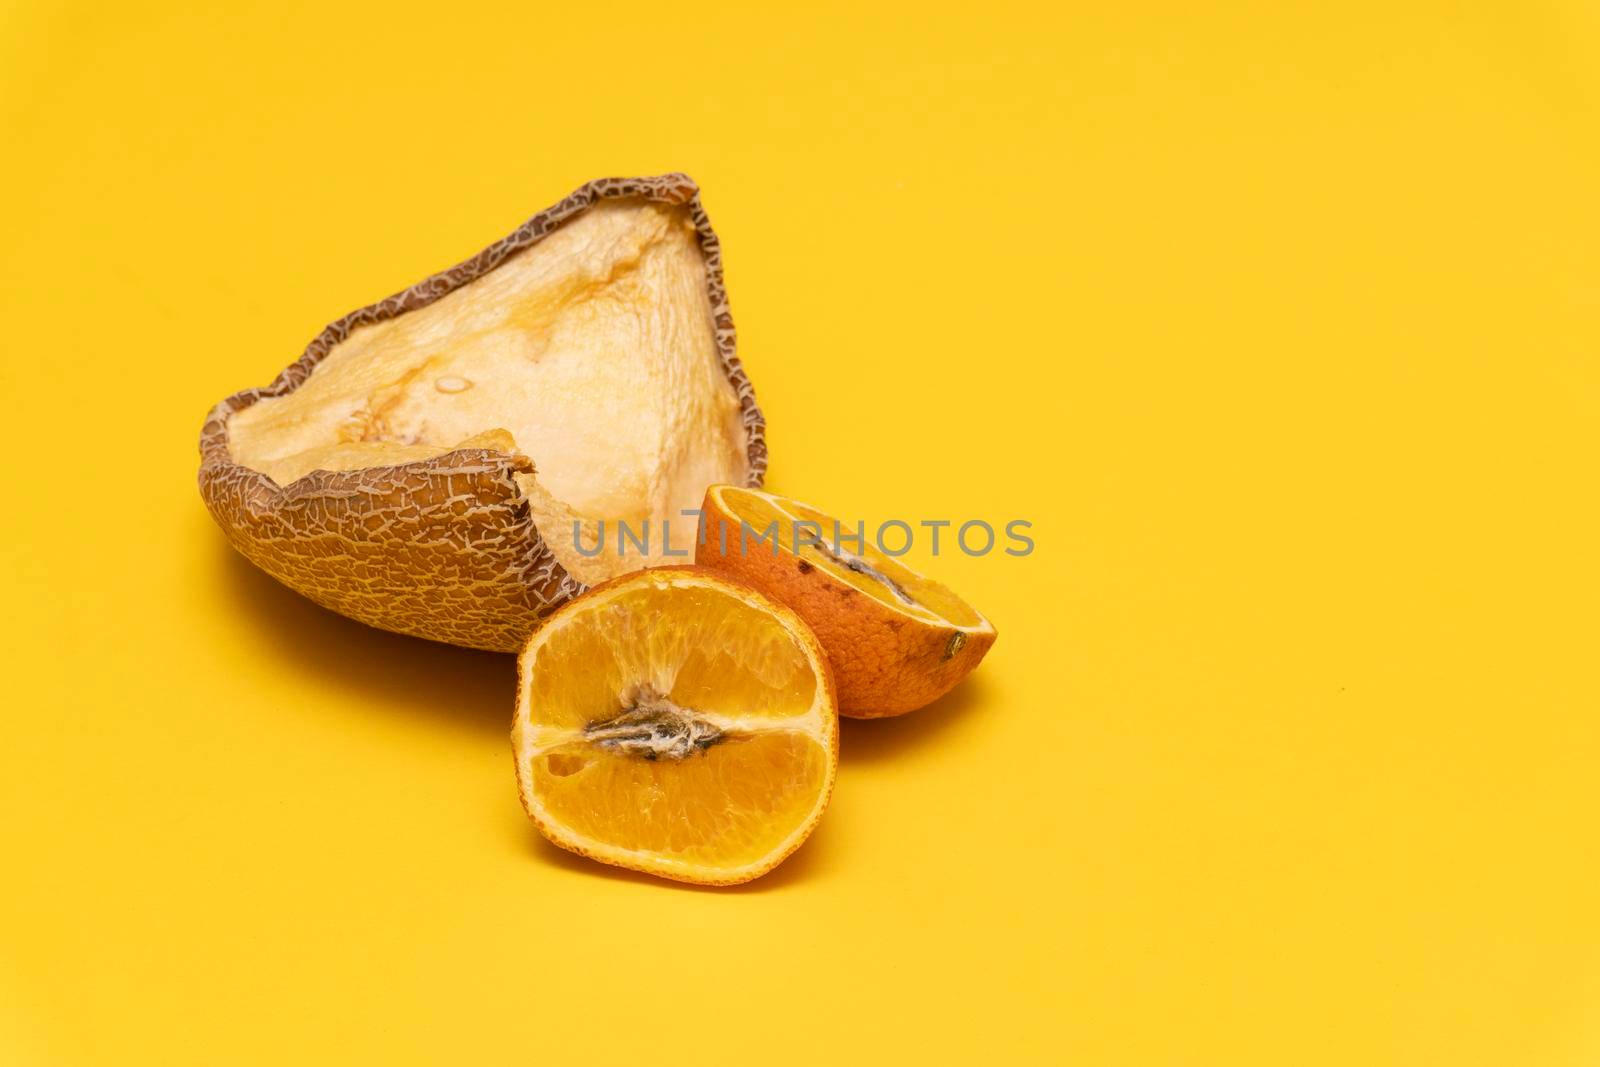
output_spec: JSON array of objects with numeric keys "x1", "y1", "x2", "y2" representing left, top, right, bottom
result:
[{"x1": 529, "y1": 732, "x2": 831, "y2": 869}]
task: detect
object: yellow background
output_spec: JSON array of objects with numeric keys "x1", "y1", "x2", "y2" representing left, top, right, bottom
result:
[{"x1": 3, "y1": 2, "x2": 1598, "y2": 1063}]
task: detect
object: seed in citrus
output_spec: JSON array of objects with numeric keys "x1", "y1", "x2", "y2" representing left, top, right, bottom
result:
[
  {"x1": 512, "y1": 567, "x2": 838, "y2": 885},
  {"x1": 695, "y1": 486, "x2": 997, "y2": 718}
]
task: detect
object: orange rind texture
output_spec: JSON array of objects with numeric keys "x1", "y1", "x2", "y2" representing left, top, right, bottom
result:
[{"x1": 696, "y1": 486, "x2": 996, "y2": 717}]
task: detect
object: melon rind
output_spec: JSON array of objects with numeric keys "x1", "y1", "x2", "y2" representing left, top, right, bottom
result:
[{"x1": 198, "y1": 174, "x2": 765, "y2": 652}]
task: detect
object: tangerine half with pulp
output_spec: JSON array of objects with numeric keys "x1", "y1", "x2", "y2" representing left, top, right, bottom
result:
[{"x1": 512, "y1": 567, "x2": 838, "y2": 885}]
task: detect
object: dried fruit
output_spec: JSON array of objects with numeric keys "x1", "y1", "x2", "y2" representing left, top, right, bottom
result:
[
  {"x1": 695, "y1": 486, "x2": 996, "y2": 717},
  {"x1": 198, "y1": 175, "x2": 764, "y2": 652},
  {"x1": 512, "y1": 568, "x2": 838, "y2": 885}
]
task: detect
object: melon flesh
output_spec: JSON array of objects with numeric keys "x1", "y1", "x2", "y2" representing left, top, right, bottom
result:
[{"x1": 227, "y1": 199, "x2": 749, "y2": 581}]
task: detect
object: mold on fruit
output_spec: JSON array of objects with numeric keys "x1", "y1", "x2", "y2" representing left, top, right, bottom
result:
[{"x1": 584, "y1": 685, "x2": 726, "y2": 761}]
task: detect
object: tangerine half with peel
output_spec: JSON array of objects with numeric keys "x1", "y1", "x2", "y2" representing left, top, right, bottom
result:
[
  {"x1": 513, "y1": 567, "x2": 838, "y2": 885},
  {"x1": 695, "y1": 486, "x2": 997, "y2": 718}
]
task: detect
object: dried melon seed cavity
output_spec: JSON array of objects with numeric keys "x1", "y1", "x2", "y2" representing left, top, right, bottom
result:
[{"x1": 227, "y1": 199, "x2": 748, "y2": 580}]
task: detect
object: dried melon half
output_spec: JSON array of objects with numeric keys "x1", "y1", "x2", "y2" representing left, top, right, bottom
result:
[{"x1": 198, "y1": 175, "x2": 765, "y2": 652}]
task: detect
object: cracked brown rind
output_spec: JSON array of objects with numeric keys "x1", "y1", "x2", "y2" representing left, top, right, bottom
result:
[{"x1": 198, "y1": 174, "x2": 766, "y2": 653}]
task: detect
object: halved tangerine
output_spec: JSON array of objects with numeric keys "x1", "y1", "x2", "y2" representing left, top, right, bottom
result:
[
  {"x1": 512, "y1": 567, "x2": 838, "y2": 885},
  {"x1": 695, "y1": 486, "x2": 997, "y2": 718}
]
